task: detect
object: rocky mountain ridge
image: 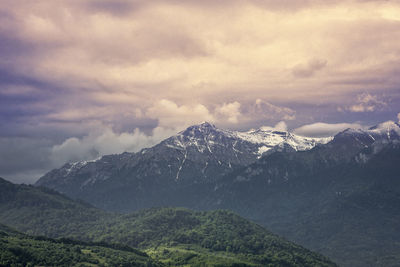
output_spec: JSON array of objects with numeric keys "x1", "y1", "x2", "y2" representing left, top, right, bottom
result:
[{"x1": 36, "y1": 122, "x2": 330, "y2": 211}]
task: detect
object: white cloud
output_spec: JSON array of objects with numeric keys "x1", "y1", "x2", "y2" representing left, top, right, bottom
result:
[
  {"x1": 145, "y1": 99, "x2": 295, "y2": 130},
  {"x1": 252, "y1": 99, "x2": 296, "y2": 120},
  {"x1": 259, "y1": 121, "x2": 288, "y2": 132},
  {"x1": 348, "y1": 93, "x2": 387, "y2": 112},
  {"x1": 215, "y1": 101, "x2": 241, "y2": 124},
  {"x1": 293, "y1": 122, "x2": 365, "y2": 137},
  {"x1": 230, "y1": 99, "x2": 296, "y2": 128},
  {"x1": 146, "y1": 99, "x2": 215, "y2": 129},
  {"x1": 49, "y1": 124, "x2": 178, "y2": 167},
  {"x1": 397, "y1": 112, "x2": 400, "y2": 123}
]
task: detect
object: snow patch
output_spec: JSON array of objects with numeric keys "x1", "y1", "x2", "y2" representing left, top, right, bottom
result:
[{"x1": 175, "y1": 151, "x2": 187, "y2": 180}]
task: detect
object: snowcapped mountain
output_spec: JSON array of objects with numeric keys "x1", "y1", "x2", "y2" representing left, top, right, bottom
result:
[
  {"x1": 202, "y1": 121, "x2": 400, "y2": 267},
  {"x1": 170, "y1": 122, "x2": 331, "y2": 156},
  {"x1": 161, "y1": 122, "x2": 330, "y2": 160},
  {"x1": 35, "y1": 122, "x2": 329, "y2": 211}
]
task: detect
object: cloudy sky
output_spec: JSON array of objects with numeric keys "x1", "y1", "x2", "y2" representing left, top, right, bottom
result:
[{"x1": 1, "y1": 0, "x2": 400, "y2": 183}]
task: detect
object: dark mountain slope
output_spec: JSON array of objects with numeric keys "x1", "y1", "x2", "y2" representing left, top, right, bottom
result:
[{"x1": 0, "y1": 177, "x2": 108, "y2": 237}]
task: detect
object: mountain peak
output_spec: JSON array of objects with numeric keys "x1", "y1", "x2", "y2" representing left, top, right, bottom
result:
[
  {"x1": 198, "y1": 121, "x2": 216, "y2": 128},
  {"x1": 179, "y1": 121, "x2": 218, "y2": 137}
]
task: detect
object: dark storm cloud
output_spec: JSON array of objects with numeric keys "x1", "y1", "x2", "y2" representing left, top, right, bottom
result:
[
  {"x1": 0, "y1": 67, "x2": 50, "y2": 89},
  {"x1": 0, "y1": 67, "x2": 70, "y2": 135}
]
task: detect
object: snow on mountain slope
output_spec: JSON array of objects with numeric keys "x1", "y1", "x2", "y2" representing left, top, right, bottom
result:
[
  {"x1": 167, "y1": 122, "x2": 331, "y2": 157},
  {"x1": 235, "y1": 129, "x2": 331, "y2": 153}
]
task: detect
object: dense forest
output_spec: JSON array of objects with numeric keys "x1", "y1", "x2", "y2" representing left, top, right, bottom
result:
[
  {"x1": 0, "y1": 178, "x2": 336, "y2": 266},
  {"x1": 0, "y1": 223, "x2": 160, "y2": 266}
]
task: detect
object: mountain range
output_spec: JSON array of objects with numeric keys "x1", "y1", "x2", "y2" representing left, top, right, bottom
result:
[
  {"x1": 30, "y1": 120, "x2": 400, "y2": 266},
  {"x1": 36, "y1": 122, "x2": 330, "y2": 212}
]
